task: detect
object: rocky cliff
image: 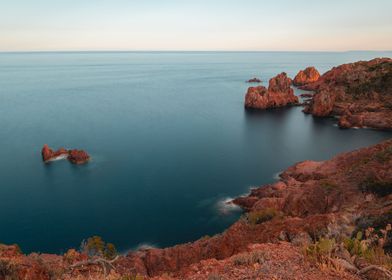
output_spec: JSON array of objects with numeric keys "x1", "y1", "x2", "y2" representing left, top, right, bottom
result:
[{"x1": 302, "y1": 58, "x2": 392, "y2": 129}]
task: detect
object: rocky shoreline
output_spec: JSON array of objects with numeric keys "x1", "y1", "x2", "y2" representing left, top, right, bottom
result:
[
  {"x1": 244, "y1": 58, "x2": 392, "y2": 130},
  {"x1": 1, "y1": 58, "x2": 391, "y2": 280}
]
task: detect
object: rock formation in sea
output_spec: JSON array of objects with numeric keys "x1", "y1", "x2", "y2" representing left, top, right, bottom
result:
[
  {"x1": 293, "y1": 66, "x2": 320, "y2": 86},
  {"x1": 302, "y1": 58, "x2": 392, "y2": 130},
  {"x1": 41, "y1": 144, "x2": 90, "y2": 164},
  {"x1": 244, "y1": 72, "x2": 299, "y2": 109},
  {"x1": 246, "y1": 77, "x2": 262, "y2": 83},
  {"x1": 5, "y1": 139, "x2": 391, "y2": 279},
  {"x1": 41, "y1": 144, "x2": 69, "y2": 162}
]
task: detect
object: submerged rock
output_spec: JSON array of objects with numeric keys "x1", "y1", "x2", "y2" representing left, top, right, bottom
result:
[
  {"x1": 41, "y1": 144, "x2": 90, "y2": 164},
  {"x1": 244, "y1": 72, "x2": 299, "y2": 109},
  {"x1": 246, "y1": 77, "x2": 262, "y2": 83}
]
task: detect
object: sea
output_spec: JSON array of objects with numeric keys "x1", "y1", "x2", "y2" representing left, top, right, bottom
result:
[{"x1": 0, "y1": 51, "x2": 391, "y2": 253}]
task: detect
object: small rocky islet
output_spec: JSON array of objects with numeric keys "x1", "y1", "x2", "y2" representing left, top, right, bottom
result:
[
  {"x1": 2, "y1": 58, "x2": 391, "y2": 279},
  {"x1": 41, "y1": 144, "x2": 90, "y2": 165}
]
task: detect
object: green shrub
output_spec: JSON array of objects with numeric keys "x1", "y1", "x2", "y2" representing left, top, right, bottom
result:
[
  {"x1": 320, "y1": 181, "x2": 339, "y2": 193},
  {"x1": 247, "y1": 208, "x2": 279, "y2": 225},
  {"x1": 374, "y1": 146, "x2": 392, "y2": 163},
  {"x1": 360, "y1": 177, "x2": 392, "y2": 197},
  {"x1": 232, "y1": 250, "x2": 266, "y2": 266},
  {"x1": 80, "y1": 236, "x2": 117, "y2": 260}
]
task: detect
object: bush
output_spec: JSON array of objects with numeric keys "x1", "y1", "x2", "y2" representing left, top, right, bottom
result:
[
  {"x1": 374, "y1": 146, "x2": 392, "y2": 163},
  {"x1": 360, "y1": 177, "x2": 392, "y2": 197},
  {"x1": 247, "y1": 208, "x2": 279, "y2": 225},
  {"x1": 344, "y1": 225, "x2": 392, "y2": 269},
  {"x1": 80, "y1": 236, "x2": 117, "y2": 260},
  {"x1": 305, "y1": 237, "x2": 336, "y2": 264},
  {"x1": 232, "y1": 250, "x2": 266, "y2": 266}
]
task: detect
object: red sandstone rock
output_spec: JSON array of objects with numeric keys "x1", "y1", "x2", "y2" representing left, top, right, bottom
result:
[
  {"x1": 293, "y1": 67, "x2": 320, "y2": 86},
  {"x1": 244, "y1": 72, "x2": 299, "y2": 109},
  {"x1": 68, "y1": 149, "x2": 90, "y2": 164},
  {"x1": 41, "y1": 144, "x2": 68, "y2": 162},
  {"x1": 303, "y1": 58, "x2": 392, "y2": 129},
  {"x1": 246, "y1": 77, "x2": 262, "y2": 83},
  {"x1": 41, "y1": 145, "x2": 90, "y2": 164}
]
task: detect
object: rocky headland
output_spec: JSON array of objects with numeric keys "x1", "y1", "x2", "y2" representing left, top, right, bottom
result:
[
  {"x1": 41, "y1": 144, "x2": 90, "y2": 165},
  {"x1": 301, "y1": 58, "x2": 392, "y2": 130},
  {"x1": 245, "y1": 72, "x2": 299, "y2": 109}
]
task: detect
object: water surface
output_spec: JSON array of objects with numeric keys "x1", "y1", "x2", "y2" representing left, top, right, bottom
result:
[{"x1": 0, "y1": 51, "x2": 391, "y2": 253}]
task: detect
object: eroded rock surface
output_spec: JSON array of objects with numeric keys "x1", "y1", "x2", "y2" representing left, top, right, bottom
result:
[
  {"x1": 302, "y1": 58, "x2": 392, "y2": 129},
  {"x1": 245, "y1": 72, "x2": 299, "y2": 109}
]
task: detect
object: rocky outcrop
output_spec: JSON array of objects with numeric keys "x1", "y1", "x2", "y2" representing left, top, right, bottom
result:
[
  {"x1": 302, "y1": 58, "x2": 392, "y2": 129},
  {"x1": 41, "y1": 144, "x2": 69, "y2": 162},
  {"x1": 246, "y1": 77, "x2": 262, "y2": 83},
  {"x1": 41, "y1": 145, "x2": 90, "y2": 164},
  {"x1": 68, "y1": 149, "x2": 90, "y2": 165},
  {"x1": 245, "y1": 72, "x2": 299, "y2": 109},
  {"x1": 293, "y1": 67, "x2": 320, "y2": 86}
]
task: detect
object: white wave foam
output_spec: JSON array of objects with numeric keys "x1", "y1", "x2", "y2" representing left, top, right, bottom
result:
[
  {"x1": 273, "y1": 171, "x2": 282, "y2": 181},
  {"x1": 216, "y1": 197, "x2": 241, "y2": 215},
  {"x1": 121, "y1": 242, "x2": 158, "y2": 254},
  {"x1": 47, "y1": 154, "x2": 68, "y2": 162}
]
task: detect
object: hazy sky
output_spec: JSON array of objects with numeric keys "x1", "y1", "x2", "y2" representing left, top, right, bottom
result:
[{"x1": 1, "y1": 0, "x2": 392, "y2": 51}]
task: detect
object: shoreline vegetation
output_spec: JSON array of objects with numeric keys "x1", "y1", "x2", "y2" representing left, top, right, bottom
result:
[{"x1": 1, "y1": 58, "x2": 391, "y2": 279}]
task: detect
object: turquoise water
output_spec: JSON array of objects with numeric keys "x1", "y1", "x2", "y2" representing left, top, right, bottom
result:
[{"x1": 0, "y1": 51, "x2": 391, "y2": 254}]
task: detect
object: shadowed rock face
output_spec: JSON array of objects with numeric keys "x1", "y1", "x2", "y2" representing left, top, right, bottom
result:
[
  {"x1": 41, "y1": 144, "x2": 90, "y2": 164},
  {"x1": 293, "y1": 67, "x2": 320, "y2": 86},
  {"x1": 245, "y1": 72, "x2": 299, "y2": 109},
  {"x1": 302, "y1": 58, "x2": 392, "y2": 130}
]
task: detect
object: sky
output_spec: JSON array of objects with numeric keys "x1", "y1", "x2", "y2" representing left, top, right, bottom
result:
[{"x1": 1, "y1": 0, "x2": 391, "y2": 51}]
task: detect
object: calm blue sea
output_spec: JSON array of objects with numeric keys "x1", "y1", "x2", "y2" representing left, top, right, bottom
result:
[{"x1": 0, "y1": 51, "x2": 391, "y2": 254}]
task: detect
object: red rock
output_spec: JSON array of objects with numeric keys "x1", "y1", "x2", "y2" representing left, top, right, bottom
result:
[
  {"x1": 245, "y1": 72, "x2": 299, "y2": 109},
  {"x1": 246, "y1": 77, "x2": 262, "y2": 83},
  {"x1": 41, "y1": 145, "x2": 90, "y2": 164},
  {"x1": 303, "y1": 58, "x2": 392, "y2": 129},
  {"x1": 293, "y1": 67, "x2": 320, "y2": 86},
  {"x1": 41, "y1": 144, "x2": 68, "y2": 162},
  {"x1": 67, "y1": 149, "x2": 90, "y2": 164}
]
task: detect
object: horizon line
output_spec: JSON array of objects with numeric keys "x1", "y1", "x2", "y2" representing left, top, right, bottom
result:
[{"x1": 1, "y1": 49, "x2": 392, "y2": 54}]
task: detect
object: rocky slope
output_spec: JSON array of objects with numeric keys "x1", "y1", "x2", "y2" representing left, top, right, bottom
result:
[
  {"x1": 302, "y1": 58, "x2": 392, "y2": 129},
  {"x1": 2, "y1": 139, "x2": 392, "y2": 279},
  {"x1": 245, "y1": 72, "x2": 299, "y2": 109}
]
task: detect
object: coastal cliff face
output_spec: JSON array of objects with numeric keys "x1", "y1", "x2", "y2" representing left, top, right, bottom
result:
[
  {"x1": 302, "y1": 58, "x2": 392, "y2": 129},
  {"x1": 3, "y1": 139, "x2": 392, "y2": 279},
  {"x1": 245, "y1": 72, "x2": 299, "y2": 109},
  {"x1": 293, "y1": 66, "x2": 320, "y2": 86}
]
